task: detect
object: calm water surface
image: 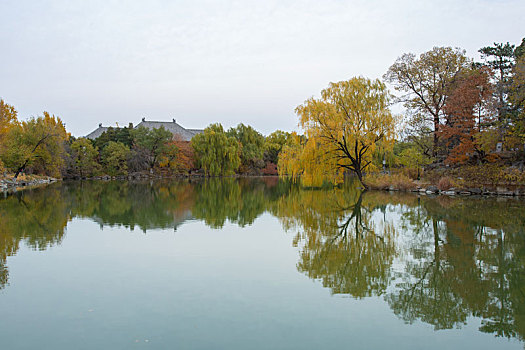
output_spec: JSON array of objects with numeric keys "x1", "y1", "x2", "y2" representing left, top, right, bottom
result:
[{"x1": 0, "y1": 178, "x2": 524, "y2": 349}]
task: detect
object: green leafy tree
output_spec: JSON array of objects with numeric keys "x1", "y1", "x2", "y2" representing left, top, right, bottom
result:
[
  {"x1": 479, "y1": 42, "x2": 516, "y2": 130},
  {"x1": 227, "y1": 123, "x2": 265, "y2": 169},
  {"x1": 277, "y1": 133, "x2": 304, "y2": 178},
  {"x1": 101, "y1": 141, "x2": 130, "y2": 176},
  {"x1": 70, "y1": 138, "x2": 100, "y2": 177},
  {"x1": 397, "y1": 146, "x2": 431, "y2": 179},
  {"x1": 264, "y1": 130, "x2": 295, "y2": 164},
  {"x1": 130, "y1": 126, "x2": 173, "y2": 171},
  {"x1": 191, "y1": 123, "x2": 241, "y2": 176},
  {"x1": 93, "y1": 126, "x2": 133, "y2": 149},
  {"x1": 479, "y1": 42, "x2": 515, "y2": 84},
  {"x1": 515, "y1": 38, "x2": 525, "y2": 59},
  {"x1": 479, "y1": 38, "x2": 525, "y2": 152}
]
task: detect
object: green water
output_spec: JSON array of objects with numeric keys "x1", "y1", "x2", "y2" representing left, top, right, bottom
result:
[{"x1": 0, "y1": 178, "x2": 524, "y2": 349}]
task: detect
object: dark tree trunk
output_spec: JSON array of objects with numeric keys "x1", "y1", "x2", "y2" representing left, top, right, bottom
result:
[
  {"x1": 433, "y1": 115, "x2": 440, "y2": 157},
  {"x1": 355, "y1": 168, "x2": 368, "y2": 189}
]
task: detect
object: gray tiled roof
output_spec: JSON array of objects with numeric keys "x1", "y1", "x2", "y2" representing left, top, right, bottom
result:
[
  {"x1": 85, "y1": 120, "x2": 203, "y2": 141},
  {"x1": 135, "y1": 120, "x2": 203, "y2": 142},
  {"x1": 85, "y1": 126, "x2": 110, "y2": 140}
]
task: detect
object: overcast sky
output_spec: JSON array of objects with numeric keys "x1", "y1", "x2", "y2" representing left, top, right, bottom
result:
[{"x1": 1, "y1": 0, "x2": 523, "y2": 136}]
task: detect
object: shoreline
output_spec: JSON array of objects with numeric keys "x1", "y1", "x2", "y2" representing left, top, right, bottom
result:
[
  {"x1": 375, "y1": 185, "x2": 525, "y2": 197},
  {"x1": 3, "y1": 174, "x2": 525, "y2": 199},
  {"x1": 1, "y1": 173, "x2": 280, "y2": 194},
  {"x1": 0, "y1": 177, "x2": 59, "y2": 193}
]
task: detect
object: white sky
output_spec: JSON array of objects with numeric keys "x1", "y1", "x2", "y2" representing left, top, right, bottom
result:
[{"x1": 1, "y1": 0, "x2": 523, "y2": 137}]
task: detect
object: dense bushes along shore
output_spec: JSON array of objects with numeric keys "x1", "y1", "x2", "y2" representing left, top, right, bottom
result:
[{"x1": 1, "y1": 38, "x2": 525, "y2": 185}]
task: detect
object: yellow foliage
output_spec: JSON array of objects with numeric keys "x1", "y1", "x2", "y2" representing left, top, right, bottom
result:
[
  {"x1": 0, "y1": 100, "x2": 19, "y2": 171},
  {"x1": 0, "y1": 99, "x2": 18, "y2": 138},
  {"x1": 2, "y1": 112, "x2": 68, "y2": 178},
  {"x1": 280, "y1": 77, "x2": 396, "y2": 187}
]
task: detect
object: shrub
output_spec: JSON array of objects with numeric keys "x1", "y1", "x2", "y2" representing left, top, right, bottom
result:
[
  {"x1": 438, "y1": 176, "x2": 453, "y2": 191},
  {"x1": 365, "y1": 173, "x2": 416, "y2": 191},
  {"x1": 400, "y1": 166, "x2": 423, "y2": 180},
  {"x1": 261, "y1": 162, "x2": 279, "y2": 175}
]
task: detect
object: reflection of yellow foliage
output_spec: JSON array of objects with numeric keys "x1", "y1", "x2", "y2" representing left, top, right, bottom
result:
[
  {"x1": 0, "y1": 185, "x2": 70, "y2": 289},
  {"x1": 272, "y1": 181, "x2": 398, "y2": 297}
]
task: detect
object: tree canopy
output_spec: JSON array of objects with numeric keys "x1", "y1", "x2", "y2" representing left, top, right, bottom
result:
[
  {"x1": 130, "y1": 126, "x2": 173, "y2": 171},
  {"x1": 101, "y1": 141, "x2": 130, "y2": 176},
  {"x1": 191, "y1": 123, "x2": 241, "y2": 176},
  {"x1": 69, "y1": 138, "x2": 100, "y2": 177},
  {"x1": 0, "y1": 100, "x2": 18, "y2": 171},
  {"x1": 227, "y1": 123, "x2": 265, "y2": 170},
  {"x1": 384, "y1": 47, "x2": 470, "y2": 156},
  {"x1": 1, "y1": 112, "x2": 68, "y2": 178},
  {"x1": 280, "y1": 77, "x2": 396, "y2": 187}
]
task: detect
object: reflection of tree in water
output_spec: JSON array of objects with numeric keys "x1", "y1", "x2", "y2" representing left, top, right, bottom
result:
[
  {"x1": 1, "y1": 178, "x2": 524, "y2": 343},
  {"x1": 387, "y1": 197, "x2": 525, "y2": 341},
  {"x1": 66, "y1": 180, "x2": 196, "y2": 232},
  {"x1": 386, "y1": 217, "x2": 473, "y2": 330},
  {"x1": 67, "y1": 177, "x2": 290, "y2": 231},
  {"x1": 191, "y1": 178, "x2": 265, "y2": 228},
  {"x1": 274, "y1": 183, "x2": 397, "y2": 298},
  {"x1": 0, "y1": 178, "x2": 292, "y2": 288},
  {"x1": 0, "y1": 185, "x2": 70, "y2": 289},
  {"x1": 274, "y1": 186, "x2": 525, "y2": 342}
]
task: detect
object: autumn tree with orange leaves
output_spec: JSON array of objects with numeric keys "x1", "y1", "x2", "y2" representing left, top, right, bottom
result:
[
  {"x1": 439, "y1": 67, "x2": 495, "y2": 164},
  {"x1": 158, "y1": 135, "x2": 195, "y2": 173}
]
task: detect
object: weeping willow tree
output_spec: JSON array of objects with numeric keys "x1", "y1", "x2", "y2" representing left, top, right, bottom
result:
[
  {"x1": 191, "y1": 123, "x2": 241, "y2": 176},
  {"x1": 279, "y1": 77, "x2": 396, "y2": 188}
]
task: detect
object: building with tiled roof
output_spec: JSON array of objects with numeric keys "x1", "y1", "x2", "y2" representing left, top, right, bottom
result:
[
  {"x1": 85, "y1": 123, "x2": 110, "y2": 140},
  {"x1": 85, "y1": 118, "x2": 203, "y2": 141}
]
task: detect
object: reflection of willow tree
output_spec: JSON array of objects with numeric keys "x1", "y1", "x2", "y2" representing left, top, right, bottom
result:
[
  {"x1": 191, "y1": 178, "x2": 281, "y2": 228},
  {"x1": 67, "y1": 178, "x2": 290, "y2": 231},
  {"x1": 273, "y1": 182, "x2": 397, "y2": 298},
  {"x1": 0, "y1": 178, "x2": 292, "y2": 289},
  {"x1": 0, "y1": 185, "x2": 70, "y2": 289},
  {"x1": 388, "y1": 196, "x2": 525, "y2": 341}
]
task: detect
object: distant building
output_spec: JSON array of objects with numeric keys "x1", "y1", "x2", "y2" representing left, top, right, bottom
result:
[{"x1": 85, "y1": 118, "x2": 203, "y2": 141}]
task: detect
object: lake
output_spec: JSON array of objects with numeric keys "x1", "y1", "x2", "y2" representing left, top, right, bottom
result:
[{"x1": 0, "y1": 178, "x2": 524, "y2": 349}]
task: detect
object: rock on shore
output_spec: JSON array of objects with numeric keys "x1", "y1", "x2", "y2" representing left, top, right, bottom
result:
[{"x1": 0, "y1": 177, "x2": 57, "y2": 192}]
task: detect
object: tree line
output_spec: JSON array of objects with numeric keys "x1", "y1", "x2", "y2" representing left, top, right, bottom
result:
[
  {"x1": 1, "y1": 37, "x2": 524, "y2": 182},
  {"x1": 279, "y1": 38, "x2": 525, "y2": 188},
  {"x1": 0, "y1": 100, "x2": 298, "y2": 178}
]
